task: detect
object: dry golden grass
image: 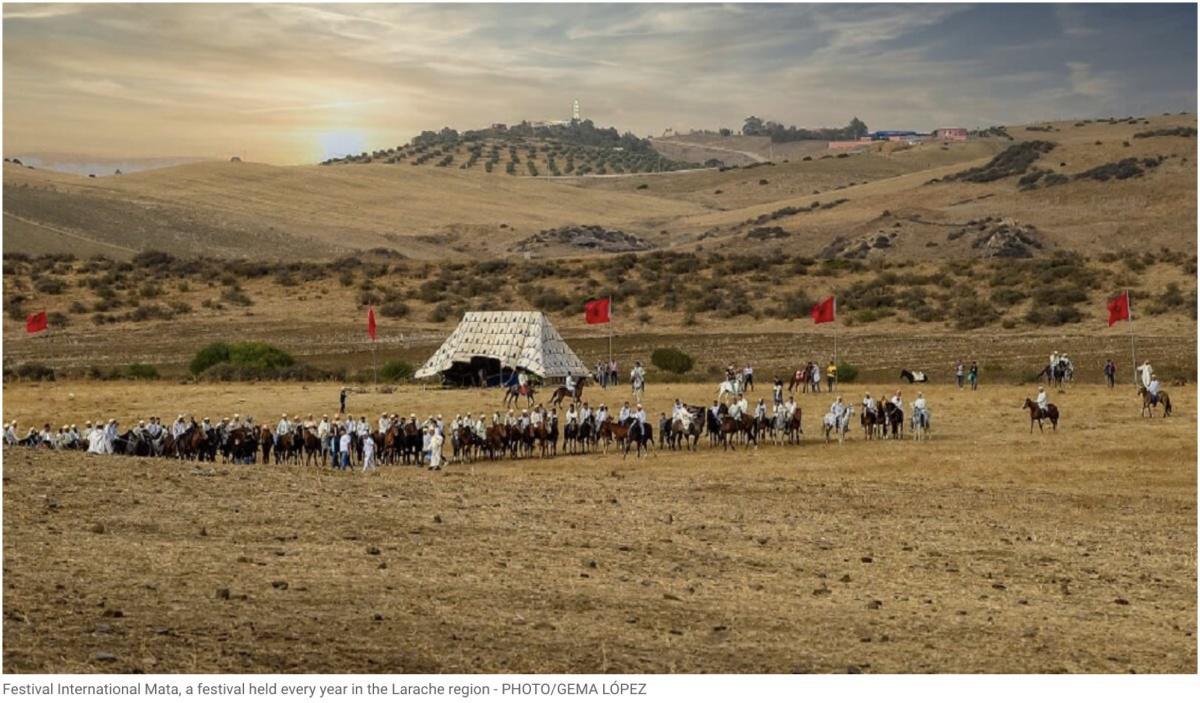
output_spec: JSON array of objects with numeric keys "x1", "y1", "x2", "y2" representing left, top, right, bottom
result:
[
  {"x1": 5, "y1": 114, "x2": 1193, "y2": 261},
  {"x1": 2, "y1": 381, "x2": 1195, "y2": 673}
]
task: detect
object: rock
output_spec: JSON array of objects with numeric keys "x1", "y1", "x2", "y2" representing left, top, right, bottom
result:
[
  {"x1": 90, "y1": 523, "x2": 106, "y2": 534},
  {"x1": 94, "y1": 652, "x2": 118, "y2": 662},
  {"x1": 993, "y1": 583, "x2": 1007, "y2": 590},
  {"x1": 861, "y1": 556, "x2": 873, "y2": 563},
  {"x1": 373, "y1": 613, "x2": 384, "y2": 621},
  {"x1": 271, "y1": 581, "x2": 288, "y2": 590},
  {"x1": 812, "y1": 586, "x2": 832, "y2": 596},
  {"x1": 663, "y1": 593, "x2": 681, "y2": 601},
  {"x1": 867, "y1": 600, "x2": 883, "y2": 609},
  {"x1": 847, "y1": 665, "x2": 863, "y2": 674},
  {"x1": 366, "y1": 546, "x2": 381, "y2": 555},
  {"x1": 433, "y1": 515, "x2": 442, "y2": 524},
  {"x1": 515, "y1": 225, "x2": 655, "y2": 254},
  {"x1": 102, "y1": 608, "x2": 124, "y2": 618},
  {"x1": 1114, "y1": 598, "x2": 1130, "y2": 605},
  {"x1": 840, "y1": 574, "x2": 852, "y2": 583},
  {"x1": 378, "y1": 562, "x2": 387, "y2": 570},
  {"x1": 215, "y1": 588, "x2": 231, "y2": 600}
]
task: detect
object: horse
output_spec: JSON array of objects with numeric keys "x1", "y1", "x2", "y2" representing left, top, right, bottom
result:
[
  {"x1": 881, "y1": 401, "x2": 904, "y2": 439},
  {"x1": 910, "y1": 405, "x2": 931, "y2": 441},
  {"x1": 504, "y1": 382, "x2": 537, "y2": 409},
  {"x1": 258, "y1": 426, "x2": 273, "y2": 464},
  {"x1": 716, "y1": 379, "x2": 742, "y2": 403},
  {"x1": 1138, "y1": 388, "x2": 1172, "y2": 418},
  {"x1": 823, "y1": 405, "x2": 853, "y2": 445},
  {"x1": 302, "y1": 429, "x2": 322, "y2": 466},
  {"x1": 1022, "y1": 398, "x2": 1059, "y2": 433},
  {"x1": 900, "y1": 369, "x2": 928, "y2": 383},
  {"x1": 783, "y1": 408, "x2": 803, "y2": 444},
  {"x1": 789, "y1": 368, "x2": 806, "y2": 393},
  {"x1": 549, "y1": 378, "x2": 587, "y2": 408},
  {"x1": 623, "y1": 420, "x2": 654, "y2": 459},
  {"x1": 860, "y1": 406, "x2": 881, "y2": 439},
  {"x1": 1039, "y1": 360, "x2": 1073, "y2": 389}
]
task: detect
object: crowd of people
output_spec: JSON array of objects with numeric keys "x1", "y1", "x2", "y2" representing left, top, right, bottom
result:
[{"x1": 3, "y1": 351, "x2": 1170, "y2": 470}]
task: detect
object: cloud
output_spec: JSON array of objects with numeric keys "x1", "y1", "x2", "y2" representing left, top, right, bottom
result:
[{"x1": 2, "y1": 3, "x2": 1194, "y2": 163}]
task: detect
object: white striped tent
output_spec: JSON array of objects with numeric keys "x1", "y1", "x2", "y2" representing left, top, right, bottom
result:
[{"x1": 414, "y1": 311, "x2": 590, "y2": 383}]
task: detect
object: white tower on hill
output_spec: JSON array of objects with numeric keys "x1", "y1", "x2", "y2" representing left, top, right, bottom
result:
[{"x1": 572, "y1": 99, "x2": 581, "y2": 122}]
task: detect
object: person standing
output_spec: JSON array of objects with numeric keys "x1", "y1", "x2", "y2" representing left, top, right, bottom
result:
[
  {"x1": 428, "y1": 427, "x2": 444, "y2": 471},
  {"x1": 955, "y1": 360, "x2": 965, "y2": 389},
  {"x1": 772, "y1": 377, "x2": 784, "y2": 406},
  {"x1": 338, "y1": 430, "x2": 351, "y2": 470},
  {"x1": 1104, "y1": 359, "x2": 1117, "y2": 388},
  {"x1": 339, "y1": 387, "x2": 348, "y2": 414},
  {"x1": 968, "y1": 361, "x2": 979, "y2": 391},
  {"x1": 362, "y1": 433, "x2": 376, "y2": 472},
  {"x1": 743, "y1": 364, "x2": 755, "y2": 392},
  {"x1": 1136, "y1": 359, "x2": 1153, "y2": 390},
  {"x1": 825, "y1": 360, "x2": 837, "y2": 393}
]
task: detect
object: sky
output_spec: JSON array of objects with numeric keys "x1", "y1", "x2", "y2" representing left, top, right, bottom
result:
[{"x1": 2, "y1": 2, "x2": 1196, "y2": 165}]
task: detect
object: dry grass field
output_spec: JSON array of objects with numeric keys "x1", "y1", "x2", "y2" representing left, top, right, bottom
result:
[{"x1": 2, "y1": 381, "x2": 1195, "y2": 673}]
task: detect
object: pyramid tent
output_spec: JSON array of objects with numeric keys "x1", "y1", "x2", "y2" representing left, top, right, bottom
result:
[{"x1": 415, "y1": 311, "x2": 590, "y2": 383}]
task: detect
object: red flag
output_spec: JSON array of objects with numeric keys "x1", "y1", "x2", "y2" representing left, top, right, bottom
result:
[
  {"x1": 584, "y1": 297, "x2": 611, "y2": 325},
  {"x1": 1107, "y1": 291, "x2": 1130, "y2": 326},
  {"x1": 811, "y1": 296, "x2": 835, "y2": 324},
  {"x1": 367, "y1": 305, "x2": 377, "y2": 340},
  {"x1": 25, "y1": 310, "x2": 48, "y2": 334}
]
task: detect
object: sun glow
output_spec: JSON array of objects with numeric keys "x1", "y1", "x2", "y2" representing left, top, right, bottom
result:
[{"x1": 317, "y1": 130, "x2": 367, "y2": 161}]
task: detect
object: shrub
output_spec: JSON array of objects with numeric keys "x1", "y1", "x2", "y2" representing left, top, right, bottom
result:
[
  {"x1": 189, "y1": 341, "x2": 294, "y2": 376},
  {"x1": 1024, "y1": 304, "x2": 1083, "y2": 326},
  {"x1": 380, "y1": 359, "x2": 415, "y2": 382},
  {"x1": 651, "y1": 347, "x2": 694, "y2": 374},
  {"x1": 125, "y1": 363, "x2": 160, "y2": 380},
  {"x1": 380, "y1": 300, "x2": 410, "y2": 318},
  {"x1": 34, "y1": 277, "x2": 66, "y2": 294},
  {"x1": 221, "y1": 286, "x2": 252, "y2": 306},
  {"x1": 953, "y1": 298, "x2": 1001, "y2": 330},
  {"x1": 836, "y1": 362, "x2": 859, "y2": 383},
  {"x1": 10, "y1": 362, "x2": 55, "y2": 381}
]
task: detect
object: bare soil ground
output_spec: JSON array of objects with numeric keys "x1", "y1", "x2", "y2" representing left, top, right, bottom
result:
[{"x1": 2, "y1": 382, "x2": 1194, "y2": 673}]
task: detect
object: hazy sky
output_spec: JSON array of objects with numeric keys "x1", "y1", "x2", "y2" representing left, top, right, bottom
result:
[{"x1": 3, "y1": 3, "x2": 1196, "y2": 164}]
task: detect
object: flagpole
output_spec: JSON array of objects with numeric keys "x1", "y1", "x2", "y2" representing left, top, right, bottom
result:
[
  {"x1": 1128, "y1": 289, "x2": 1136, "y2": 387},
  {"x1": 833, "y1": 297, "x2": 838, "y2": 390},
  {"x1": 372, "y1": 339, "x2": 377, "y2": 386},
  {"x1": 608, "y1": 293, "x2": 614, "y2": 383}
]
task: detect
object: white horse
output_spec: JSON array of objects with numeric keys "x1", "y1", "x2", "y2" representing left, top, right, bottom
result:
[
  {"x1": 910, "y1": 404, "x2": 931, "y2": 441},
  {"x1": 716, "y1": 379, "x2": 742, "y2": 402},
  {"x1": 822, "y1": 404, "x2": 854, "y2": 445}
]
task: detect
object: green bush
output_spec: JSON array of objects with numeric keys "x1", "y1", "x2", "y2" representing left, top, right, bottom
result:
[
  {"x1": 836, "y1": 362, "x2": 859, "y2": 383},
  {"x1": 380, "y1": 360, "x2": 415, "y2": 382},
  {"x1": 189, "y1": 341, "x2": 294, "y2": 376},
  {"x1": 651, "y1": 347, "x2": 694, "y2": 374},
  {"x1": 8, "y1": 362, "x2": 56, "y2": 381},
  {"x1": 380, "y1": 301, "x2": 410, "y2": 318},
  {"x1": 125, "y1": 363, "x2": 160, "y2": 380},
  {"x1": 190, "y1": 342, "x2": 232, "y2": 375}
]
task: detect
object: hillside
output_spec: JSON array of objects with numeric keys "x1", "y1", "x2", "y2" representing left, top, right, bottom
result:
[{"x1": 2, "y1": 113, "x2": 1195, "y2": 263}]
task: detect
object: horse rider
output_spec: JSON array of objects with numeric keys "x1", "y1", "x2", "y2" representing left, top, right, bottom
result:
[
  {"x1": 1036, "y1": 386, "x2": 1049, "y2": 412},
  {"x1": 378, "y1": 413, "x2": 391, "y2": 434},
  {"x1": 912, "y1": 392, "x2": 929, "y2": 425},
  {"x1": 754, "y1": 398, "x2": 767, "y2": 424},
  {"x1": 730, "y1": 394, "x2": 748, "y2": 420},
  {"x1": 1147, "y1": 375, "x2": 1161, "y2": 403},
  {"x1": 672, "y1": 401, "x2": 693, "y2": 427},
  {"x1": 631, "y1": 361, "x2": 646, "y2": 401},
  {"x1": 172, "y1": 414, "x2": 187, "y2": 439},
  {"x1": 517, "y1": 369, "x2": 530, "y2": 397},
  {"x1": 565, "y1": 403, "x2": 578, "y2": 428},
  {"x1": 890, "y1": 389, "x2": 902, "y2": 409},
  {"x1": 565, "y1": 373, "x2": 577, "y2": 396},
  {"x1": 580, "y1": 402, "x2": 594, "y2": 426},
  {"x1": 518, "y1": 409, "x2": 530, "y2": 430},
  {"x1": 1050, "y1": 351, "x2": 1060, "y2": 376},
  {"x1": 830, "y1": 395, "x2": 847, "y2": 419},
  {"x1": 1137, "y1": 359, "x2": 1153, "y2": 390},
  {"x1": 275, "y1": 413, "x2": 291, "y2": 450},
  {"x1": 863, "y1": 392, "x2": 876, "y2": 415},
  {"x1": 530, "y1": 405, "x2": 544, "y2": 428},
  {"x1": 634, "y1": 403, "x2": 647, "y2": 430},
  {"x1": 595, "y1": 403, "x2": 608, "y2": 426},
  {"x1": 618, "y1": 402, "x2": 631, "y2": 424}
]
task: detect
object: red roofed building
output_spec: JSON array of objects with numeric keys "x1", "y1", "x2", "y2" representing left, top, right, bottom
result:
[{"x1": 934, "y1": 127, "x2": 968, "y2": 141}]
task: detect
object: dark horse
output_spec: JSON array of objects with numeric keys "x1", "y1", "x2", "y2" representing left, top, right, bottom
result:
[
  {"x1": 1138, "y1": 388, "x2": 1172, "y2": 418},
  {"x1": 549, "y1": 377, "x2": 588, "y2": 408},
  {"x1": 1022, "y1": 398, "x2": 1059, "y2": 433},
  {"x1": 900, "y1": 369, "x2": 927, "y2": 384}
]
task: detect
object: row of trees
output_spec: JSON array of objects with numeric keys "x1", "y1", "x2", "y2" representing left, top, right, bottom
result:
[{"x1": 741, "y1": 116, "x2": 869, "y2": 143}]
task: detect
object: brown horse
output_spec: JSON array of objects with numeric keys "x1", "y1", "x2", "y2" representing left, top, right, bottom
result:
[
  {"x1": 504, "y1": 383, "x2": 536, "y2": 409},
  {"x1": 784, "y1": 408, "x2": 803, "y2": 444},
  {"x1": 1022, "y1": 398, "x2": 1059, "y2": 433},
  {"x1": 1138, "y1": 388, "x2": 1172, "y2": 418},
  {"x1": 258, "y1": 426, "x2": 273, "y2": 464},
  {"x1": 549, "y1": 378, "x2": 587, "y2": 408}
]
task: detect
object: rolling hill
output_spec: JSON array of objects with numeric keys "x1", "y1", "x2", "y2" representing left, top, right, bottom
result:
[{"x1": 2, "y1": 113, "x2": 1195, "y2": 262}]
